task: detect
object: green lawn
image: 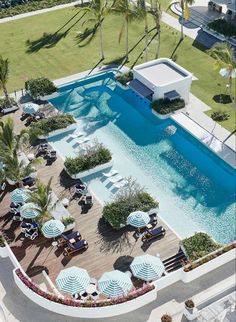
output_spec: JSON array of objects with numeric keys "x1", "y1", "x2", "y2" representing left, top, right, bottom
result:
[{"x1": 0, "y1": 7, "x2": 235, "y2": 131}]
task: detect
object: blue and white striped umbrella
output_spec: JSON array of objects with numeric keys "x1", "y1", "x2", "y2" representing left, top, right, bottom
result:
[
  {"x1": 41, "y1": 219, "x2": 65, "y2": 238},
  {"x1": 130, "y1": 254, "x2": 165, "y2": 281},
  {"x1": 10, "y1": 188, "x2": 30, "y2": 205},
  {"x1": 56, "y1": 266, "x2": 90, "y2": 295},
  {"x1": 98, "y1": 270, "x2": 133, "y2": 298},
  {"x1": 127, "y1": 211, "x2": 150, "y2": 228},
  {"x1": 22, "y1": 103, "x2": 39, "y2": 115},
  {"x1": 20, "y1": 203, "x2": 40, "y2": 219}
]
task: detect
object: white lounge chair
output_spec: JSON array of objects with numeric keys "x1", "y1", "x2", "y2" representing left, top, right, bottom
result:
[
  {"x1": 114, "y1": 179, "x2": 128, "y2": 189},
  {"x1": 76, "y1": 137, "x2": 90, "y2": 145},
  {"x1": 69, "y1": 131, "x2": 84, "y2": 139},
  {"x1": 102, "y1": 169, "x2": 119, "y2": 177},
  {"x1": 109, "y1": 175, "x2": 123, "y2": 183}
]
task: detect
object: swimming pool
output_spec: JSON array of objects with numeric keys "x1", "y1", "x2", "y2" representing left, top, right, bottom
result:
[{"x1": 48, "y1": 71, "x2": 236, "y2": 243}]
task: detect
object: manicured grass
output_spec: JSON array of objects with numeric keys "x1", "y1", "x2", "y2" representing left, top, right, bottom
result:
[{"x1": 0, "y1": 7, "x2": 235, "y2": 131}]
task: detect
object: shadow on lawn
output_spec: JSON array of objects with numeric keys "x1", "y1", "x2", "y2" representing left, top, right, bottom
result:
[{"x1": 25, "y1": 11, "x2": 86, "y2": 53}]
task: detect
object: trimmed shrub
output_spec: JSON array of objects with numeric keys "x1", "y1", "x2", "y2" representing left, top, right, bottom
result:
[
  {"x1": 30, "y1": 114, "x2": 75, "y2": 136},
  {"x1": 61, "y1": 216, "x2": 75, "y2": 226},
  {"x1": 208, "y1": 19, "x2": 236, "y2": 37},
  {"x1": 151, "y1": 98, "x2": 185, "y2": 115},
  {"x1": 116, "y1": 71, "x2": 133, "y2": 86},
  {"x1": 161, "y1": 314, "x2": 172, "y2": 322},
  {"x1": 0, "y1": 97, "x2": 17, "y2": 109},
  {"x1": 103, "y1": 178, "x2": 158, "y2": 229},
  {"x1": 64, "y1": 143, "x2": 112, "y2": 175},
  {"x1": 0, "y1": 235, "x2": 5, "y2": 247},
  {"x1": 182, "y1": 232, "x2": 221, "y2": 261},
  {"x1": 211, "y1": 110, "x2": 230, "y2": 121},
  {"x1": 25, "y1": 77, "x2": 57, "y2": 99}
]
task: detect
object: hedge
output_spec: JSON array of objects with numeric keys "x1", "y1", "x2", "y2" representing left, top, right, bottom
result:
[
  {"x1": 151, "y1": 98, "x2": 185, "y2": 115},
  {"x1": 208, "y1": 19, "x2": 236, "y2": 37},
  {"x1": 25, "y1": 77, "x2": 57, "y2": 100}
]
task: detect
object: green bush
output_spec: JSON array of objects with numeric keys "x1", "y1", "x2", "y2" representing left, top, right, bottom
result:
[
  {"x1": 64, "y1": 143, "x2": 112, "y2": 175},
  {"x1": 116, "y1": 71, "x2": 133, "y2": 86},
  {"x1": 25, "y1": 77, "x2": 57, "y2": 99},
  {"x1": 211, "y1": 110, "x2": 230, "y2": 121},
  {"x1": 182, "y1": 232, "x2": 221, "y2": 261},
  {"x1": 61, "y1": 216, "x2": 75, "y2": 226},
  {"x1": 103, "y1": 179, "x2": 158, "y2": 230},
  {"x1": 208, "y1": 19, "x2": 236, "y2": 37},
  {"x1": 0, "y1": 235, "x2": 5, "y2": 247},
  {"x1": 0, "y1": 97, "x2": 17, "y2": 109},
  {"x1": 0, "y1": 0, "x2": 77, "y2": 19},
  {"x1": 30, "y1": 114, "x2": 75, "y2": 136},
  {"x1": 151, "y1": 98, "x2": 185, "y2": 115}
]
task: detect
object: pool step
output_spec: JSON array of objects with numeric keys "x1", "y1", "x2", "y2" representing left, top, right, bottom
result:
[{"x1": 163, "y1": 249, "x2": 187, "y2": 273}]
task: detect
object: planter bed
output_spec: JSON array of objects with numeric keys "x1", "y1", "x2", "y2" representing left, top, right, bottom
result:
[
  {"x1": 38, "y1": 122, "x2": 77, "y2": 139},
  {"x1": 65, "y1": 160, "x2": 114, "y2": 179},
  {"x1": 152, "y1": 107, "x2": 186, "y2": 119}
]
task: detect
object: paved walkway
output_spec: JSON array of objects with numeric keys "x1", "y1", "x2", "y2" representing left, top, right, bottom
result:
[{"x1": 0, "y1": 257, "x2": 235, "y2": 322}]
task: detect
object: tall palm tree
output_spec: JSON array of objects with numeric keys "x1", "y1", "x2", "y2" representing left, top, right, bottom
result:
[
  {"x1": 112, "y1": 0, "x2": 143, "y2": 62},
  {"x1": 137, "y1": 0, "x2": 149, "y2": 62},
  {"x1": 149, "y1": 0, "x2": 162, "y2": 59},
  {"x1": 81, "y1": 0, "x2": 108, "y2": 60},
  {"x1": 207, "y1": 42, "x2": 236, "y2": 103},
  {"x1": 26, "y1": 178, "x2": 53, "y2": 225},
  {"x1": 168, "y1": 0, "x2": 194, "y2": 40},
  {"x1": 0, "y1": 56, "x2": 10, "y2": 105}
]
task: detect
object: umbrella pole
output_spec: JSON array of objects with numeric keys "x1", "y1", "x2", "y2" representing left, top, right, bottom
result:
[{"x1": 52, "y1": 237, "x2": 58, "y2": 247}]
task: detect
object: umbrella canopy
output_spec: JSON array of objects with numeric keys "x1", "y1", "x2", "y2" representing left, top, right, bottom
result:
[
  {"x1": 98, "y1": 270, "x2": 133, "y2": 298},
  {"x1": 41, "y1": 219, "x2": 65, "y2": 238},
  {"x1": 130, "y1": 254, "x2": 165, "y2": 281},
  {"x1": 20, "y1": 203, "x2": 40, "y2": 219},
  {"x1": 10, "y1": 188, "x2": 30, "y2": 205},
  {"x1": 22, "y1": 103, "x2": 39, "y2": 115},
  {"x1": 56, "y1": 266, "x2": 90, "y2": 295},
  {"x1": 219, "y1": 68, "x2": 236, "y2": 78},
  {"x1": 127, "y1": 211, "x2": 150, "y2": 228}
]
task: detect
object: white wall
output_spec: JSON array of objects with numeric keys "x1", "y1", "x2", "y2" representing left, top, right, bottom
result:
[{"x1": 65, "y1": 160, "x2": 113, "y2": 179}]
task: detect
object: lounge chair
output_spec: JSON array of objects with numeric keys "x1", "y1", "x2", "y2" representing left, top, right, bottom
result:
[
  {"x1": 58, "y1": 231, "x2": 81, "y2": 246},
  {"x1": 83, "y1": 195, "x2": 93, "y2": 205},
  {"x1": 37, "y1": 143, "x2": 49, "y2": 154},
  {"x1": 63, "y1": 239, "x2": 88, "y2": 256},
  {"x1": 74, "y1": 183, "x2": 88, "y2": 195},
  {"x1": 102, "y1": 169, "x2": 118, "y2": 178},
  {"x1": 25, "y1": 228, "x2": 38, "y2": 240},
  {"x1": 20, "y1": 222, "x2": 32, "y2": 233},
  {"x1": 149, "y1": 213, "x2": 158, "y2": 225},
  {"x1": 113, "y1": 179, "x2": 128, "y2": 189},
  {"x1": 0, "y1": 182, "x2": 6, "y2": 191},
  {"x1": 69, "y1": 131, "x2": 84, "y2": 139},
  {"x1": 109, "y1": 175, "x2": 123, "y2": 184},
  {"x1": 12, "y1": 212, "x2": 23, "y2": 221},
  {"x1": 76, "y1": 137, "x2": 90, "y2": 145},
  {"x1": 22, "y1": 177, "x2": 35, "y2": 187},
  {"x1": 141, "y1": 226, "x2": 166, "y2": 242},
  {"x1": 46, "y1": 150, "x2": 57, "y2": 159}
]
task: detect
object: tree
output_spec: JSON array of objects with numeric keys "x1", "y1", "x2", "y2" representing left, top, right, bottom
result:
[
  {"x1": 0, "y1": 117, "x2": 28, "y2": 156},
  {"x1": 26, "y1": 178, "x2": 53, "y2": 225},
  {"x1": 149, "y1": 0, "x2": 162, "y2": 59},
  {"x1": 168, "y1": 0, "x2": 194, "y2": 40},
  {"x1": 207, "y1": 42, "x2": 236, "y2": 103},
  {"x1": 112, "y1": 0, "x2": 143, "y2": 62},
  {"x1": 0, "y1": 56, "x2": 10, "y2": 105},
  {"x1": 137, "y1": 0, "x2": 149, "y2": 62},
  {"x1": 25, "y1": 77, "x2": 57, "y2": 100},
  {"x1": 81, "y1": 0, "x2": 108, "y2": 60}
]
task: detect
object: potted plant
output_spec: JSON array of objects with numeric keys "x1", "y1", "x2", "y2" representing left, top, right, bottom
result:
[
  {"x1": 184, "y1": 299, "x2": 198, "y2": 320},
  {"x1": 61, "y1": 216, "x2": 75, "y2": 232},
  {"x1": 185, "y1": 299, "x2": 195, "y2": 313},
  {"x1": 161, "y1": 314, "x2": 172, "y2": 322}
]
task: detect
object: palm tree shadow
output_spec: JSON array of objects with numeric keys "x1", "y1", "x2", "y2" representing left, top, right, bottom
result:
[
  {"x1": 75, "y1": 25, "x2": 99, "y2": 47},
  {"x1": 170, "y1": 38, "x2": 183, "y2": 60}
]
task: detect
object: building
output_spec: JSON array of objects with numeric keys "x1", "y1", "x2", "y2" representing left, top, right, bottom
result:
[{"x1": 130, "y1": 58, "x2": 193, "y2": 103}]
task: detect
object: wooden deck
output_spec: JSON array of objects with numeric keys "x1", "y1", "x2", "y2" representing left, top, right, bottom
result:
[{"x1": 0, "y1": 108, "x2": 180, "y2": 282}]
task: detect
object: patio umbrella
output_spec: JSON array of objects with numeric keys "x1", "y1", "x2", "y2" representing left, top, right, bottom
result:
[
  {"x1": 41, "y1": 219, "x2": 65, "y2": 238},
  {"x1": 127, "y1": 211, "x2": 150, "y2": 229},
  {"x1": 22, "y1": 103, "x2": 39, "y2": 115},
  {"x1": 98, "y1": 270, "x2": 133, "y2": 298},
  {"x1": 130, "y1": 254, "x2": 165, "y2": 282},
  {"x1": 219, "y1": 68, "x2": 236, "y2": 79},
  {"x1": 10, "y1": 188, "x2": 30, "y2": 205},
  {"x1": 20, "y1": 203, "x2": 40, "y2": 219},
  {"x1": 56, "y1": 266, "x2": 90, "y2": 295}
]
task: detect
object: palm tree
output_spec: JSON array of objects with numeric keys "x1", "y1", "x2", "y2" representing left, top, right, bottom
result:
[
  {"x1": 149, "y1": 0, "x2": 162, "y2": 59},
  {"x1": 137, "y1": 0, "x2": 149, "y2": 62},
  {"x1": 0, "y1": 117, "x2": 28, "y2": 155},
  {"x1": 81, "y1": 0, "x2": 108, "y2": 60},
  {"x1": 112, "y1": 0, "x2": 143, "y2": 62},
  {"x1": 207, "y1": 42, "x2": 236, "y2": 103},
  {"x1": 0, "y1": 56, "x2": 10, "y2": 105},
  {"x1": 26, "y1": 178, "x2": 53, "y2": 225},
  {"x1": 2, "y1": 148, "x2": 42, "y2": 186},
  {"x1": 168, "y1": 0, "x2": 194, "y2": 40}
]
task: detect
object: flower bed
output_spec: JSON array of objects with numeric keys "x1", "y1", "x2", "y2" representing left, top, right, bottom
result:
[
  {"x1": 151, "y1": 98, "x2": 185, "y2": 115},
  {"x1": 15, "y1": 268, "x2": 155, "y2": 307},
  {"x1": 64, "y1": 143, "x2": 112, "y2": 177},
  {"x1": 183, "y1": 242, "x2": 236, "y2": 272}
]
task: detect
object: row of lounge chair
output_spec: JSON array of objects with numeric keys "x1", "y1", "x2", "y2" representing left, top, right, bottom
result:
[
  {"x1": 58, "y1": 231, "x2": 89, "y2": 256},
  {"x1": 102, "y1": 169, "x2": 128, "y2": 189},
  {"x1": 37, "y1": 143, "x2": 57, "y2": 160}
]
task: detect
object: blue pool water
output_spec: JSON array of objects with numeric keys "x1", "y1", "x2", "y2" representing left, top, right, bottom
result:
[{"x1": 49, "y1": 71, "x2": 236, "y2": 243}]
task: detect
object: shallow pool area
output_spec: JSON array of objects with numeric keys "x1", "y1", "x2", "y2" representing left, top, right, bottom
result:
[{"x1": 48, "y1": 71, "x2": 236, "y2": 244}]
